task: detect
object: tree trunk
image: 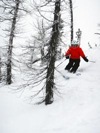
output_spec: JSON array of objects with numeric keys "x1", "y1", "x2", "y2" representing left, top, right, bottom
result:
[
  {"x1": 69, "y1": 0, "x2": 73, "y2": 42},
  {"x1": 0, "y1": 55, "x2": 1, "y2": 81},
  {"x1": 7, "y1": 0, "x2": 20, "y2": 84},
  {"x1": 45, "y1": 0, "x2": 61, "y2": 105}
]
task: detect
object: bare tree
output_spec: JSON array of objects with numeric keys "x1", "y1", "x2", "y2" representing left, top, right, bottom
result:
[
  {"x1": 45, "y1": 0, "x2": 61, "y2": 104},
  {"x1": 19, "y1": 0, "x2": 62, "y2": 105},
  {"x1": 95, "y1": 23, "x2": 100, "y2": 35},
  {"x1": 0, "y1": 52, "x2": 1, "y2": 81},
  {"x1": 6, "y1": 0, "x2": 20, "y2": 84},
  {"x1": 0, "y1": 0, "x2": 28, "y2": 84},
  {"x1": 13, "y1": 0, "x2": 74, "y2": 105},
  {"x1": 69, "y1": 0, "x2": 73, "y2": 42}
]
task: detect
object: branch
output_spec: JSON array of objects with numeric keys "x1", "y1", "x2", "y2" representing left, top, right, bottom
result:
[{"x1": 95, "y1": 33, "x2": 100, "y2": 35}]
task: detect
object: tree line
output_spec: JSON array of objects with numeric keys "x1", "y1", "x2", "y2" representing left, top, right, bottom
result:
[{"x1": 0, "y1": 0, "x2": 73, "y2": 105}]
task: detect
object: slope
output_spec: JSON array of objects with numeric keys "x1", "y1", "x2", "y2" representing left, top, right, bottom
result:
[{"x1": 0, "y1": 47, "x2": 100, "y2": 133}]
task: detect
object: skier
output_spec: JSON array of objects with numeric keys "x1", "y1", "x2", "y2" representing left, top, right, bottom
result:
[{"x1": 65, "y1": 40, "x2": 89, "y2": 73}]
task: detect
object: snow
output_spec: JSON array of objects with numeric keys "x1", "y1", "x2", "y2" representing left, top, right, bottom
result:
[{"x1": 0, "y1": 46, "x2": 100, "y2": 133}]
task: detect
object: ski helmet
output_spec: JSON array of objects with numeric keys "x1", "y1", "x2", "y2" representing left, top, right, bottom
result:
[{"x1": 71, "y1": 40, "x2": 79, "y2": 46}]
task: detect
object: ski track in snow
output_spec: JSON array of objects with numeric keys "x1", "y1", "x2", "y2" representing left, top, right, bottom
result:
[{"x1": 0, "y1": 47, "x2": 100, "y2": 133}]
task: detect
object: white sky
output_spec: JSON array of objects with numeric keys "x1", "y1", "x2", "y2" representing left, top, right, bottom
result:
[
  {"x1": 73, "y1": 0, "x2": 100, "y2": 48},
  {"x1": 0, "y1": 0, "x2": 100, "y2": 50}
]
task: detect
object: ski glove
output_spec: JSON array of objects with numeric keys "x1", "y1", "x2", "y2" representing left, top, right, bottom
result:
[
  {"x1": 66, "y1": 56, "x2": 69, "y2": 59},
  {"x1": 83, "y1": 57, "x2": 89, "y2": 62}
]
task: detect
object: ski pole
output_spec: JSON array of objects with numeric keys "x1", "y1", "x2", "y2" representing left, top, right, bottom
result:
[
  {"x1": 55, "y1": 68, "x2": 69, "y2": 80},
  {"x1": 56, "y1": 58, "x2": 66, "y2": 68},
  {"x1": 89, "y1": 60, "x2": 95, "y2": 63}
]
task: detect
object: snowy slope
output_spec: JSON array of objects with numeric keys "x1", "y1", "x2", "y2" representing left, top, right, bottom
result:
[{"x1": 0, "y1": 47, "x2": 100, "y2": 133}]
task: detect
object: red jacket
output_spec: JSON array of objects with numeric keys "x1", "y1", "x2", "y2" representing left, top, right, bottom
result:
[{"x1": 65, "y1": 46, "x2": 86, "y2": 59}]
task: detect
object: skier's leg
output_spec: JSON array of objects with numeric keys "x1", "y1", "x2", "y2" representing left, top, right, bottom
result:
[
  {"x1": 70, "y1": 59, "x2": 80, "y2": 73},
  {"x1": 65, "y1": 59, "x2": 74, "y2": 71}
]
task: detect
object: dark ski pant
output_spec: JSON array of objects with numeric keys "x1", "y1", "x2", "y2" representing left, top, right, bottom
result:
[{"x1": 65, "y1": 58, "x2": 80, "y2": 73}]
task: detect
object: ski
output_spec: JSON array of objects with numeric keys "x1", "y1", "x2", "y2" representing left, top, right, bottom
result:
[
  {"x1": 76, "y1": 72, "x2": 81, "y2": 76},
  {"x1": 55, "y1": 68, "x2": 70, "y2": 80},
  {"x1": 62, "y1": 75, "x2": 70, "y2": 80}
]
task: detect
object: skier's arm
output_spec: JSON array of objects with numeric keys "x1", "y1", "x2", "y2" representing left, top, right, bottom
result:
[
  {"x1": 65, "y1": 56, "x2": 69, "y2": 59},
  {"x1": 79, "y1": 48, "x2": 89, "y2": 62},
  {"x1": 83, "y1": 57, "x2": 89, "y2": 62},
  {"x1": 65, "y1": 48, "x2": 71, "y2": 58}
]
